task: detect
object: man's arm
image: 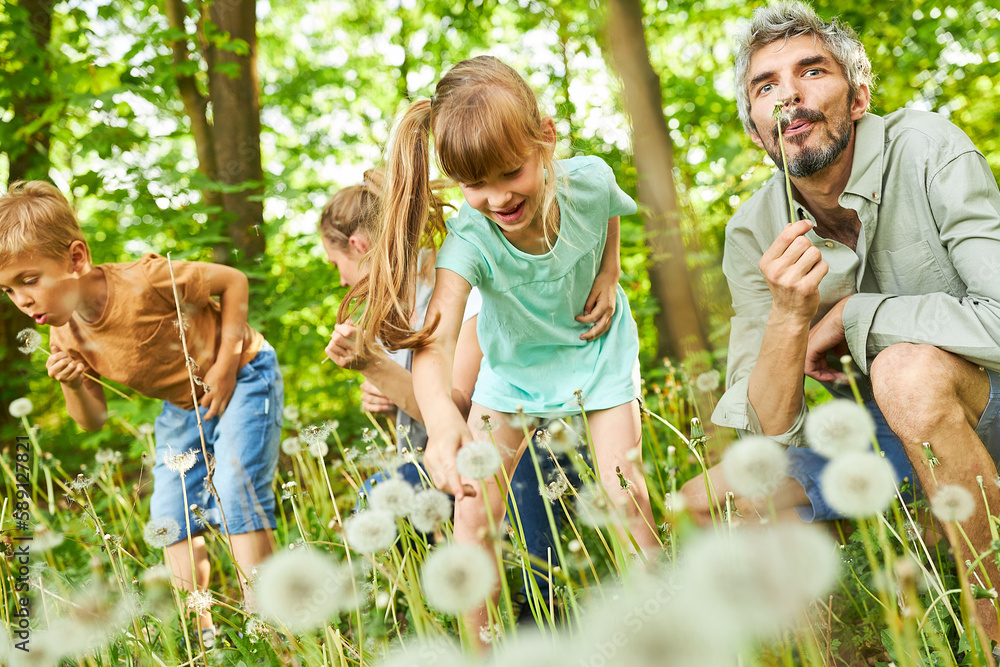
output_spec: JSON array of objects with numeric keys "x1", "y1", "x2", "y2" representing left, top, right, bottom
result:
[{"x1": 841, "y1": 151, "x2": 1000, "y2": 373}]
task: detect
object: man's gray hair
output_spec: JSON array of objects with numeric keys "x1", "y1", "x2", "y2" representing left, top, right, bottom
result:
[{"x1": 734, "y1": 0, "x2": 873, "y2": 134}]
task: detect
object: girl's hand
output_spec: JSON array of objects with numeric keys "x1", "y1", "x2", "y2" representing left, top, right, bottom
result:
[
  {"x1": 325, "y1": 322, "x2": 370, "y2": 370},
  {"x1": 47, "y1": 346, "x2": 87, "y2": 389},
  {"x1": 360, "y1": 381, "x2": 396, "y2": 414},
  {"x1": 424, "y1": 421, "x2": 478, "y2": 500},
  {"x1": 576, "y1": 270, "x2": 618, "y2": 340},
  {"x1": 200, "y1": 362, "x2": 238, "y2": 420}
]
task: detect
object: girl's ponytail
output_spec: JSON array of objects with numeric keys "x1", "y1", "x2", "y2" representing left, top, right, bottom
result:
[{"x1": 339, "y1": 98, "x2": 440, "y2": 353}]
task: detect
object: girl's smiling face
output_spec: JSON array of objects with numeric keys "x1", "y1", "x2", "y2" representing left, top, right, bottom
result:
[{"x1": 458, "y1": 147, "x2": 547, "y2": 246}]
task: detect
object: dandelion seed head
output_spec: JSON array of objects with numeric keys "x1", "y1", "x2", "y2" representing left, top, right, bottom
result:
[
  {"x1": 309, "y1": 439, "x2": 329, "y2": 458},
  {"x1": 369, "y1": 478, "x2": 416, "y2": 519},
  {"x1": 163, "y1": 447, "x2": 198, "y2": 474},
  {"x1": 137, "y1": 423, "x2": 155, "y2": 436},
  {"x1": 69, "y1": 474, "x2": 95, "y2": 492},
  {"x1": 186, "y1": 589, "x2": 214, "y2": 615},
  {"x1": 456, "y1": 440, "x2": 501, "y2": 480},
  {"x1": 344, "y1": 509, "x2": 398, "y2": 554},
  {"x1": 281, "y1": 436, "x2": 302, "y2": 455},
  {"x1": 32, "y1": 525, "x2": 64, "y2": 552},
  {"x1": 422, "y1": 542, "x2": 497, "y2": 615},
  {"x1": 821, "y1": 451, "x2": 896, "y2": 518},
  {"x1": 9, "y1": 397, "x2": 33, "y2": 418},
  {"x1": 300, "y1": 422, "x2": 332, "y2": 453},
  {"x1": 17, "y1": 328, "x2": 42, "y2": 354},
  {"x1": 377, "y1": 639, "x2": 467, "y2": 667},
  {"x1": 95, "y1": 449, "x2": 122, "y2": 466},
  {"x1": 143, "y1": 517, "x2": 181, "y2": 549},
  {"x1": 805, "y1": 400, "x2": 876, "y2": 458},
  {"x1": 507, "y1": 410, "x2": 537, "y2": 431},
  {"x1": 721, "y1": 436, "x2": 787, "y2": 498},
  {"x1": 256, "y1": 547, "x2": 358, "y2": 632},
  {"x1": 930, "y1": 484, "x2": 976, "y2": 523},
  {"x1": 409, "y1": 489, "x2": 452, "y2": 534},
  {"x1": 283, "y1": 405, "x2": 301, "y2": 423},
  {"x1": 543, "y1": 418, "x2": 583, "y2": 453},
  {"x1": 694, "y1": 369, "x2": 721, "y2": 393},
  {"x1": 540, "y1": 472, "x2": 571, "y2": 503}
]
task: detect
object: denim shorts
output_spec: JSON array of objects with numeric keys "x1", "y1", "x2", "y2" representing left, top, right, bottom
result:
[
  {"x1": 150, "y1": 341, "x2": 283, "y2": 543},
  {"x1": 788, "y1": 369, "x2": 1000, "y2": 522}
]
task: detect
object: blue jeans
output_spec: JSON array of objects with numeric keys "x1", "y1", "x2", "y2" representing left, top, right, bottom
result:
[
  {"x1": 150, "y1": 342, "x2": 283, "y2": 543},
  {"x1": 788, "y1": 370, "x2": 1000, "y2": 521}
]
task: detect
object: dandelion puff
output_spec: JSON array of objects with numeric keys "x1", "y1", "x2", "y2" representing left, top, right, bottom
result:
[
  {"x1": 409, "y1": 489, "x2": 452, "y2": 534},
  {"x1": 456, "y1": 440, "x2": 501, "y2": 480},
  {"x1": 377, "y1": 638, "x2": 467, "y2": 667},
  {"x1": 542, "y1": 418, "x2": 583, "y2": 454},
  {"x1": 422, "y1": 542, "x2": 497, "y2": 615},
  {"x1": 256, "y1": 547, "x2": 359, "y2": 632},
  {"x1": 540, "y1": 472, "x2": 571, "y2": 503},
  {"x1": 95, "y1": 449, "x2": 122, "y2": 466},
  {"x1": 695, "y1": 369, "x2": 721, "y2": 393},
  {"x1": 930, "y1": 484, "x2": 976, "y2": 523},
  {"x1": 300, "y1": 422, "x2": 332, "y2": 456},
  {"x1": 369, "y1": 478, "x2": 416, "y2": 519},
  {"x1": 344, "y1": 509, "x2": 398, "y2": 554},
  {"x1": 682, "y1": 523, "x2": 840, "y2": 639},
  {"x1": 805, "y1": 399, "x2": 876, "y2": 458},
  {"x1": 283, "y1": 405, "x2": 301, "y2": 423},
  {"x1": 163, "y1": 446, "x2": 198, "y2": 474},
  {"x1": 245, "y1": 616, "x2": 268, "y2": 644},
  {"x1": 143, "y1": 517, "x2": 181, "y2": 549},
  {"x1": 9, "y1": 629, "x2": 62, "y2": 667},
  {"x1": 32, "y1": 525, "x2": 64, "y2": 552},
  {"x1": 17, "y1": 328, "x2": 42, "y2": 354},
  {"x1": 507, "y1": 408, "x2": 537, "y2": 431},
  {"x1": 69, "y1": 474, "x2": 95, "y2": 492},
  {"x1": 821, "y1": 451, "x2": 896, "y2": 518},
  {"x1": 281, "y1": 436, "x2": 302, "y2": 455},
  {"x1": 721, "y1": 436, "x2": 787, "y2": 498},
  {"x1": 186, "y1": 589, "x2": 214, "y2": 615},
  {"x1": 138, "y1": 423, "x2": 155, "y2": 436},
  {"x1": 574, "y1": 484, "x2": 623, "y2": 527},
  {"x1": 9, "y1": 397, "x2": 33, "y2": 418}
]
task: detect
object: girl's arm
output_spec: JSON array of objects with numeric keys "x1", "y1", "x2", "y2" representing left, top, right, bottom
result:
[
  {"x1": 413, "y1": 269, "x2": 475, "y2": 498},
  {"x1": 451, "y1": 314, "x2": 482, "y2": 420},
  {"x1": 203, "y1": 264, "x2": 252, "y2": 419},
  {"x1": 576, "y1": 215, "x2": 622, "y2": 341}
]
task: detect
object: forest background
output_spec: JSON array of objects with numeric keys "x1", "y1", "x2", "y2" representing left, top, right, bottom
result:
[{"x1": 2, "y1": 0, "x2": 999, "y2": 462}]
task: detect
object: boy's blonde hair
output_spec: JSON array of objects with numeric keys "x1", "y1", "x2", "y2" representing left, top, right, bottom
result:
[
  {"x1": 343, "y1": 56, "x2": 558, "y2": 354},
  {"x1": 0, "y1": 181, "x2": 87, "y2": 268}
]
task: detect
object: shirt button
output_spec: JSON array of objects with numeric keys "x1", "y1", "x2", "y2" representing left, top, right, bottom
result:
[
  {"x1": 825, "y1": 241, "x2": 834, "y2": 248},
  {"x1": 873, "y1": 192, "x2": 880, "y2": 201}
]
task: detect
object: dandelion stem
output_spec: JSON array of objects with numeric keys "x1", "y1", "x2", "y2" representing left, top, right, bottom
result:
[{"x1": 774, "y1": 109, "x2": 797, "y2": 225}]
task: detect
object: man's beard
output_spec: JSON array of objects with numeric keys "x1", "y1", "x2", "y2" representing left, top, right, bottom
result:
[{"x1": 768, "y1": 108, "x2": 853, "y2": 178}]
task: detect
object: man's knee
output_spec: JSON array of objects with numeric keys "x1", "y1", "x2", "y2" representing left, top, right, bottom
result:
[{"x1": 871, "y1": 343, "x2": 983, "y2": 439}]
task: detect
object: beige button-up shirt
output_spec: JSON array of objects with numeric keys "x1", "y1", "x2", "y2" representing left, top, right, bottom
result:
[{"x1": 713, "y1": 110, "x2": 1000, "y2": 447}]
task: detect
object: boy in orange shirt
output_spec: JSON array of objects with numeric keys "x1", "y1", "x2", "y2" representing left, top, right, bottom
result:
[{"x1": 0, "y1": 181, "x2": 283, "y2": 648}]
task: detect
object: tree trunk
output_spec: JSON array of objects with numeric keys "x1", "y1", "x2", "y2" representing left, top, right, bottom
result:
[
  {"x1": 2, "y1": 0, "x2": 54, "y2": 436},
  {"x1": 205, "y1": 0, "x2": 265, "y2": 267},
  {"x1": 163, "y1": 0, "x2": 224, "y2": 229},
  {"x1": 603, "y1": 0, "x2": 711, "y2": 362}
]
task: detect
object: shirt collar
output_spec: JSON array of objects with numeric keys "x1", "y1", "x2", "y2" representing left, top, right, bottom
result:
[{"x1": 841, "y1": 112, "x2": 885, "y2": 205}]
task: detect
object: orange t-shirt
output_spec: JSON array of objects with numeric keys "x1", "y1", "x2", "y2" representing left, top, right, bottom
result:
[{"x1": 49, "y1": 254, "x2": 263, "y2": 410}]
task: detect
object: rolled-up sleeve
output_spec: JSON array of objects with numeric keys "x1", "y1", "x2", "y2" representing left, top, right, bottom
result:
[
  {"x1": 843, "y1": 151, "x2": 1000, "y2": 373},
  {"x1": 712, "y1": 232, "x2": 810, "y2": 447}
]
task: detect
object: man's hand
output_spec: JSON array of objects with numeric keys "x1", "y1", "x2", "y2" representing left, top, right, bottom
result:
[
  {"x1": 360, "y1": 381, "x2": 396, "y2": 415},
  {"x1": 577, "y1": 269, "x2": 619, "y2": 341},
  {"x1": 325, "y1": 322, "x2": 370, "y2": 370},
  {"x1": 47, "y1": 346, "x2": 87, "y2": 389},
  {"x1": 759, "y1": 219, "x2": 828, "y2": 323},
  {"x1": 805, "y1": 297, "x2": 851, "y2": 383},
  {"x1": 200, "y1": 362, "x2": 238, "y2": 420}
]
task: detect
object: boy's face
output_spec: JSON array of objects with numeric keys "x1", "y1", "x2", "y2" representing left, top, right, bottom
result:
[{"x1": 0, "y1": 253, "x2": 83, "y2": 327}]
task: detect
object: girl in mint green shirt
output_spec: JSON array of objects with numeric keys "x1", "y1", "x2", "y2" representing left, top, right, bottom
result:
[{"x1": 342, "y1": 55, "x2": 660, "y2": 641}]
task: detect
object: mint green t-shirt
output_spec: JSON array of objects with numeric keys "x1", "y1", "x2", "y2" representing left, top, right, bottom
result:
[{"x1": 436, "y1": 155, "x2": 640, "y2": 417}]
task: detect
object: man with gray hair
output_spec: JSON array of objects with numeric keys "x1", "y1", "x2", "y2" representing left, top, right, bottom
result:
[{"x1": 681, "y1": 0, "x2": 1000, "y2": 643}]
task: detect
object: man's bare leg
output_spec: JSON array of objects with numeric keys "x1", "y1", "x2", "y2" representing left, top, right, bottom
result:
[{"x1": 870, "y1": 343, "x2": 997, "y2": 644}]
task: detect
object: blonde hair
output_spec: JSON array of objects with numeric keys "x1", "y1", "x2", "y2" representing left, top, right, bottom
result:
[
  {"x1": 0, "y1": 181, "x2": 88, "y2": 269},
  {"x1": 345, "y1": 55, "x2": 558, "y2": 354}
]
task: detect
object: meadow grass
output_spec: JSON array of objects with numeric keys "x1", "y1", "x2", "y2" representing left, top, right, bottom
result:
[{"x1": 1, "y1": 360, "x2": 997, "y2": 666}]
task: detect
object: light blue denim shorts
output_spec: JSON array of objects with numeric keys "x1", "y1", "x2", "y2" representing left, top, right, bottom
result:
[
  {"x1": 150, "y1": 341, "x2": 283, "y2": 543},
  {"x1": 788, "y1": 369, "x2": 1000, "y2": 522}
]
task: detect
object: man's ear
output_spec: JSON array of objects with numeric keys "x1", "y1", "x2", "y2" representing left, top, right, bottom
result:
[
  {"x1": 541, "y1": 116, "x2": 557, "y2": 156},
  {"x1": 850, "y1": 83, "x2": 871, "y2": 121},
  {"x1": 348, "y1": 233, "x2": 370, "y2": 255},
  {"x1": 749, "y1": 130, "x2": 765, "y2": 149}
]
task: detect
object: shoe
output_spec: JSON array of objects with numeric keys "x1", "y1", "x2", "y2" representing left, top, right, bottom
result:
[{"x1": 201, "y1": 626, "x2": 216, "y2": 650}]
